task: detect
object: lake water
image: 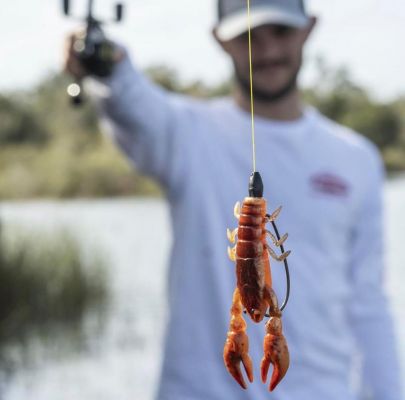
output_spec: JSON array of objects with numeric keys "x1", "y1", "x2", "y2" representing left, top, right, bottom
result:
[{"x1": 0, "y1": 179, "x2": 404, "y2": 399}]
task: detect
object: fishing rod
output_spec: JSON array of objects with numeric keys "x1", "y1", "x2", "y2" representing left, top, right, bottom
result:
[{"x1": 62, "y1": 0, "x2": 125, "y2": 105}]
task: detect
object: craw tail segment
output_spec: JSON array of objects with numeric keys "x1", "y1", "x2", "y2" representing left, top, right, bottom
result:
[{"x1": 236, "y1": 198, "x2": 270, "y2": 320}]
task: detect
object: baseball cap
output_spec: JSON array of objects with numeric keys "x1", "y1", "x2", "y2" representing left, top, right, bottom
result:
[{"x1": 216, "y1": 0, "x2": 310, "y2": 41}]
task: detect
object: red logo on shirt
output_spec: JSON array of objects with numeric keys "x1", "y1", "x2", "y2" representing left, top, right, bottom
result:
[{"x1": 310, "y1": 173, "x2": 349, "y2": 197}]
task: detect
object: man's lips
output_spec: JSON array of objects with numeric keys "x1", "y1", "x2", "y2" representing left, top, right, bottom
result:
[{"x1": 252, "y1": 61, "x2": 289, "y2": 72}]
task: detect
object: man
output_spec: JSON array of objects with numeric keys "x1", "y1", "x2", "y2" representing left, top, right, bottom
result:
[{"x1": 65, "y1": 0, "x2": 401, "y2": 399}]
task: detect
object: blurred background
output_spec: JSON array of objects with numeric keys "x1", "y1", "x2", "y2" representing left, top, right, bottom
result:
[{"x1": 0, "y1": 0, "x2": 404, "y2": 399}]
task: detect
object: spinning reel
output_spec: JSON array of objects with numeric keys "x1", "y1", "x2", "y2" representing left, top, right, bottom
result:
[{"x1": 62, "y1": 0, "x2": 124, "y2": 105}]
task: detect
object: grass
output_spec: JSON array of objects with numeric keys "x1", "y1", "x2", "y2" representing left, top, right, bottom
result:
[{"x1": 0, "y1": 224, "x2": 109, "y2": 352}]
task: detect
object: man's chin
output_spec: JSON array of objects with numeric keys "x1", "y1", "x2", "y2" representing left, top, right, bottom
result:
[
  {"x1": 235, "y1": 69, "x2": 298, "y2": 103},
  {"x1": 246, "y1": 81, "x2": 297, "y2": 103}
]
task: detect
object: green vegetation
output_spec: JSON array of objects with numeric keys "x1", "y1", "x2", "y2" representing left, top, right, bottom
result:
[
  {"x1": 0, "y1": 74, "x2": 161, "y2": 199},
  {"x1": 0, "y1": 224, "x2": 109, "y2": 353},
  {"x1": 0, "y1": 95, "x2": 49, "y2": 145},
  {"x1": 0, "y1": 61, "x2": 404, "y2": 199},
  {"x1": 303, "y1": 60, "x2": 405, "y2": 172}
]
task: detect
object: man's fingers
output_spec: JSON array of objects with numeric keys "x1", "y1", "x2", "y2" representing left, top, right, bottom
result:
[
  {"x1": 63, "y1": 30, "x2": 124, "y2": 79},
  {"x1": 63, "y1": 31, "x2": 88, "y2": 79},
  {"x1": 64, "y1": 56, "x2": 87, "y2": 79},
  {"x1": 113, "y1": 48, "x2": 125, "y2": 63}
]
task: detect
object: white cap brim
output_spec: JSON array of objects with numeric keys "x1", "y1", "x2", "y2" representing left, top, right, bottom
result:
[{"x1": 216, "y1": 6, "x2": 310, "y2": 41}]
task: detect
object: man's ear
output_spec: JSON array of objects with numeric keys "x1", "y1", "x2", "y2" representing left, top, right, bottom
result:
[
  {"x1": 302, "y1": 16, "x2": 317, "y2": 42},
  {"x1": 212, "y1": 26, "x2": 231, "y2": 53}
]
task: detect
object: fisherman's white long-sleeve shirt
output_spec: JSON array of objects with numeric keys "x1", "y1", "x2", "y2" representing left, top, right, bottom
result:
[{"x1": 88, "y1": 54, "x2": 402, "y2": 400}]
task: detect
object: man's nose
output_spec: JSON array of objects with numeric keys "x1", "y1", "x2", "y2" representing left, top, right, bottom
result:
[{"x1": 255, "y1": 32, "x2": 285, "y2": 59}]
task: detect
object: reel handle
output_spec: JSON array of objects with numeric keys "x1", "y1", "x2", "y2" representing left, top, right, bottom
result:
[
  {"x1": 116, "y1": 4, "x2": 124, "y2": 22},
  {"x1": 67, "y1": 80, "x2": 84, "y2": 106},
  {"x1": 63, "y1": 0, "x2": 70, "y2": 15}
]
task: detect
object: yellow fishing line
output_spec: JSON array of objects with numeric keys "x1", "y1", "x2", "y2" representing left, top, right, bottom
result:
[{"x1": 247, "y1": 0, "x2": 256, "y2": 172}]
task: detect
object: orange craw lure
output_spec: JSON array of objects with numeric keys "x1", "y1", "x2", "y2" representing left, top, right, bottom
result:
[{"x1": 224, "y1": 172, "x2": 291, "y2": 391}]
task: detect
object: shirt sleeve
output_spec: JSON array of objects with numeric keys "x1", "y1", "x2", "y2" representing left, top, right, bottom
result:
[
  {"x1": 85, "y1": 50, "x2": 192, "y2": 195},
  {"x1": 348, "y1": 147, "x2": 402, "y2": 400}
]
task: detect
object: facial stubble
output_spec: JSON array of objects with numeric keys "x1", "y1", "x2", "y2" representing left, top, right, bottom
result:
[{"x1": 234, "y1": 58, "x2": 302, "y2": 103}]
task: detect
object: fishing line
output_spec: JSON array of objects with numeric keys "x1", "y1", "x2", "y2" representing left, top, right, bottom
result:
[
  {"x1": 247, "y1": 0, "x2": 257, "y2": 173},
  {"x1": 245, "y1": 1, "x2": 291, "y2": 312}
]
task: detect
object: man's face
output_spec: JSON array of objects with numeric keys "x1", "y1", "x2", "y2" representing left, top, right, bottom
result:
[{"x1": 215, "y1": 19, "x2": 316, "y2": 101}]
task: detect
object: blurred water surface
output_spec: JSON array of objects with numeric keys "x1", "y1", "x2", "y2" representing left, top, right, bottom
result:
[{"x1": 0, "y1": 178, "x2": 404, "y2": 399}]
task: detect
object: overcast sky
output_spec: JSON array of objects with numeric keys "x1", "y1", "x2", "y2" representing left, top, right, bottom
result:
[{"x1": 0, "y1": 0, "x2": 404, "y2": 101}]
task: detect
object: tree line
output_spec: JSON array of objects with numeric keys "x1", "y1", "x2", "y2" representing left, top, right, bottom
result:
[{"x1": 0, "y1": 62, "x2": 404, "y2": 199}]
